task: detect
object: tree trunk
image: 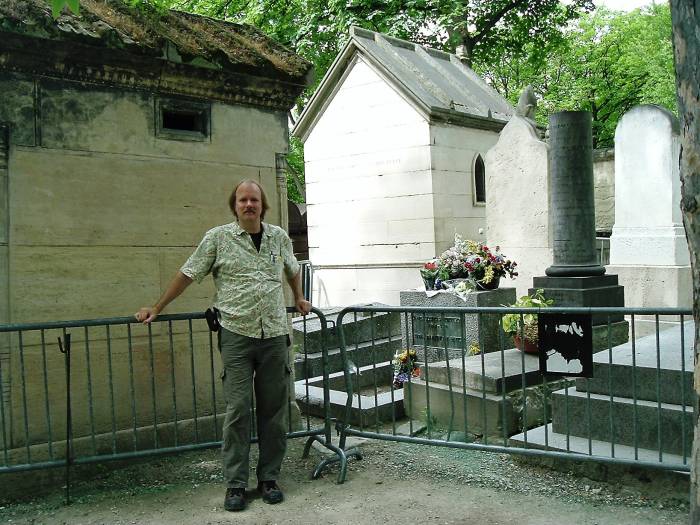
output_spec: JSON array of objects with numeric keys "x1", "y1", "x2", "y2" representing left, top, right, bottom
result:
[{"x1": 669, "y1": 3, "x2": 700, "y2": 523}]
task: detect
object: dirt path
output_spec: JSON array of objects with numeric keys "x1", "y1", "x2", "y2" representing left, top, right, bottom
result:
[{"x1": 0, "y1": 436, "x2": 689, "y2": 525}]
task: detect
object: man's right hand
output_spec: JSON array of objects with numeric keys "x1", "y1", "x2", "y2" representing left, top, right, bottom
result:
[{"x1": 135, "y1": 306, "x2": 160, "y2": 324}]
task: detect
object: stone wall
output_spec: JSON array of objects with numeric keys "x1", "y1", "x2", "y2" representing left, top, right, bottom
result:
[
  {"x1": 304, "y1": 58, "x2": 434, "y2": 306},
  {"x1": 2, "y1": 73, "x2": 288, "y2": 322},
  {"x1": 0, "y1": 72, "x2": 289, "y2": 447},
  {"x1": 593, "y1": 148, "x2": 615, "y2": 234},
  {"x1": 430, "y1": 124, "x2": 499, "y2": 254}
]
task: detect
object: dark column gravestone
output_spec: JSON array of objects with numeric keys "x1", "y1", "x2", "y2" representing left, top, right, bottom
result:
[{"x1": 530, "y1": 112, "x2": 627, "y2": 347}]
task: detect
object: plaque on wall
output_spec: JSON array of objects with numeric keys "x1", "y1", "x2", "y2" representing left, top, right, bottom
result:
[{"x1": 538, "y1": 314, "x2": 593, "y2": 377}]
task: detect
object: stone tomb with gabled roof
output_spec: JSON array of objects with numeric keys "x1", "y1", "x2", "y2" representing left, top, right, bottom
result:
[
  {"x1": 293, "y1": 27, "x2": 513, "y2": 307},
  {"x1": 0, "y1": 0, "x2": 312, "y2": 324},
  {"x1": 0, "y1": 0, "x2": 311, "y2": 452}
]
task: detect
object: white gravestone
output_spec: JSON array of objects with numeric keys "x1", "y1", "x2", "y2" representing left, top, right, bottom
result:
[
  {"x1": 485, "y1": 115, "x2": 552, "y2": 298},
  {"x1": 608, "y1": 105, "x2": 691, "y2": 317}
]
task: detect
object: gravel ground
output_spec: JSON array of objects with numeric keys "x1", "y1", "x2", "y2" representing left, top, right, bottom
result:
[{"x1": 0, "y1": 431, "x2": 690, "y2": 525}]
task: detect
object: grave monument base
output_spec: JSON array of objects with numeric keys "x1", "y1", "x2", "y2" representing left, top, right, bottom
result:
[
  {"x1": 531, "y1": 275, "x2": 628, "y2": 348},
  {"x1": 400, "y1": 287, "x2": 516, "y2": 359}
]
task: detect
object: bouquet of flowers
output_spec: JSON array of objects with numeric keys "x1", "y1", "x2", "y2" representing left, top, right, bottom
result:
[
  {"x1": 392, "y1": 349, "x2": 420, "y2": 388},
  {"x1": 422, "y1": 234, "x2": 517, "y2": 290},
  {"x1": 461, "y1": 239, "x2": 518, "y2": 287}
]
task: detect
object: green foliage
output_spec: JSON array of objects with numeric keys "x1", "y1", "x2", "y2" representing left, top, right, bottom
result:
[
  {"x1": 501, "y1": 289, "x2": 554, "y2": 339},
  {"x1": 50, "y1": 0, "x2": 79, "y2": 18},
  {"x1": 543, "y1": 4, "x2": 676, "y2": 147},
  {"x1": 286, "y1": 136, "x2": 306, "y2": 204},
  {"x1": 477, "y1": 4, "x2": 676, "y2": 147}
]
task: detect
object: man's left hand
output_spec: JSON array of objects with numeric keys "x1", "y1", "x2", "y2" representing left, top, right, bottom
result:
[{"x1": 295, "y1": 298, "x2": 312, "y2": 315}]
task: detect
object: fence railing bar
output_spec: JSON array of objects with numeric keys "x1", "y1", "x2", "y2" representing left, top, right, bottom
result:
[
  {"x1": 340, "y1": 427, "x2": 691, "y2": 472},
  {"x1": 0, "y1": 354, "x2": 9, "y2": 466},
  {"x1": 126, "y1": 324, "x2": 138, "y2": 451},
  {"x1": 519, "y1": 314, "x2": 528, "y2": 448},
  {"x1": 208, "y1": 329, "x2": 218, "y2": 441},
  {"x1": 585, "y1": 376, "x2": 592, "y2": 456},
  {"x1": 187, "y1": 319, "x2": 199, "y2": 443},
  {"x1": 404, "y1": 311, "x2": 414, "y2": 437},
  {"x1": 303, "y1": 313, "x2": 311, "y2": 432},
  {"x1": 478, "y1": 312, "x2": 487, "y2": 446},
  {"x1": 499, "y1": 316, "x2": 508, "y2": 447},
  {"x1": 631, "y1": 314, "x2": 639, "y2": 461},
  {"x1": 422, "y1": 313, "x2": 431, "y2": 440},
  {"x1": 680, "y1": 313, "x2": 687, "y2": 464},
  {"x1": 370, "y1": 311, "x2": 379, "y2": 434},
  {"x1": 461, "y1": 314, "x2": 469, "y2": 441},
  {"x1": 84, "y1": 326, "x2": 97, "y2": 456},
  {"x1": 655, "y1": 314, "x2": 662, "y2": 463},
  {"x1": 607, "y1": 316, "x2": 614, "y2": 458},
  {"x1": 40, "y1": 329, "x2": 54, "y2": 460},
  {"x1": 18, "y1": 331, "x2": 30, "y2": 464},
  {"x1": 147, "y1": 323, "x2": 158, "y2": 449},
  {"x1": 442, "y1": 312, "x2": 455, "y2": 442},
  {"x1": 167, "y1": 320, "x2": 179, "y2": 447},
  {"x1": 105, "y1": 325, "x2": 117, "y2": 455}
]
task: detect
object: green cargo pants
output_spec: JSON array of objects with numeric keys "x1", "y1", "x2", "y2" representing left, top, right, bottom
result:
[{"x1": 219, "y1": 328, "x2": 289, "y2": 488}]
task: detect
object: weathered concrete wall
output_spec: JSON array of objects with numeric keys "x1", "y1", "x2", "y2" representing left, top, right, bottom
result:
[
  {"x1": 3, "y1": 74, "x2": 288, "y2": 322},
  {"x1": 0, "y1": 72, "x2": 290, "y2": 446}
]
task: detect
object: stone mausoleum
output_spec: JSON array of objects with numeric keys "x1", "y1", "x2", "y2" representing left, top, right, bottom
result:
[
  {"x1": 293, "y1": 27, "x2": 513, "y2": 306},
  {"x1": 0, "y1": 0, "x2": 310, "y2": 450}
]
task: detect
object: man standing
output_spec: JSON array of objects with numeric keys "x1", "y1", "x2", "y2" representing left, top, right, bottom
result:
[{"x1": 135, "y1": 179, "x2": 311, "y2": 512}]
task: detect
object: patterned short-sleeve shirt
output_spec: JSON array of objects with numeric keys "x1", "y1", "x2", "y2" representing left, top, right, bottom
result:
[{"x1": 180, "y1": 221, "x2": 300, "y2": 339}]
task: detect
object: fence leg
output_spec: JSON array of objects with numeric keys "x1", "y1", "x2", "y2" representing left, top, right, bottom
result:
[{"x1": 59, "y1": 333, "x2": 72, "y2": 506}]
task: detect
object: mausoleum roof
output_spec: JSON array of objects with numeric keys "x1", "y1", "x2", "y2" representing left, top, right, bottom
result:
[
  {"x1": 293, "y1": 26, "x2": 513, "y2": 140},
  {"x1": 0, "y1": 0, "x2": 313, "y2": 109}
]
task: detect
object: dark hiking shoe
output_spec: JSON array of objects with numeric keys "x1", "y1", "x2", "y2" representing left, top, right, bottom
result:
[
  {"x1": 258, "y1": 480, "x2": 284, "y2": 504},
  {"x1": 224, "y1": 487, "x2": 246, "y2": 511}
]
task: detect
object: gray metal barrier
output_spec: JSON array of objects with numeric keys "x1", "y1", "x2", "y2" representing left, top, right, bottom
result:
[
  {"x1": 0, "y1": 307, "x2": 343, "y2": 502},
  {"x1": 334, "y1": 305, "x2": 694, "y2": 483}
]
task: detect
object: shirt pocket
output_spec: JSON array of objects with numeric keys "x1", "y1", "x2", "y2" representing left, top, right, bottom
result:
[{"x1": 263, "y1": 245, "x2": 284, "y2": 278}]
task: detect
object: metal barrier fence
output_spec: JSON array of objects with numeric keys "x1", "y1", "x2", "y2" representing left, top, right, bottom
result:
[
  {"x1": 0, "y1": 307, "x2": 344, "y2": 502},
  {"x1": 335, "y1": 305, "x2": 694, "y2": 483}
]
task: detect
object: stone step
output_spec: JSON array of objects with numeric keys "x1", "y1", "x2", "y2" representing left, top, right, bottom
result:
[
  {"x1": 292, "y1": 305, "x2": 401, "y2": 354},
  {"x1": 575, "y1": 321, "x2": 694, "y2": 406},
  {"x1": 295, "y1": 361, "x2": 404, "y2": 427},
  {"x1": 293, "y1": 337, "x2": 401, "y2": 379},
  {"x1": 509, "y1": 423, "x2": 690, "y2": 468},
  {"x1": 402, "y1": 376, "x2": 568, "y2": 438},
  {"x1": 420, "y1": 348, "x2": 542, "y2": 394},
  {"x1": 551, "y1": 386, "x2": 694, "y2": 457}
]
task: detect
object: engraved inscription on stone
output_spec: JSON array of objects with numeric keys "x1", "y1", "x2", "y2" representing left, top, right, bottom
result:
[{"x1": 546, "y1": 111, "x2": 604, "y2": 276}]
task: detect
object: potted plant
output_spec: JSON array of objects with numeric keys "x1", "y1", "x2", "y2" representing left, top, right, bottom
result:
[{"x1": 501, "y1": 289, "x2": 554, "y2": 353}]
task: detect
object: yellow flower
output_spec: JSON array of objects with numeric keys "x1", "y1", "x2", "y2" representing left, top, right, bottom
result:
[{"x1": 482, "y1": 266, "x2": 494, "y2": 283}]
